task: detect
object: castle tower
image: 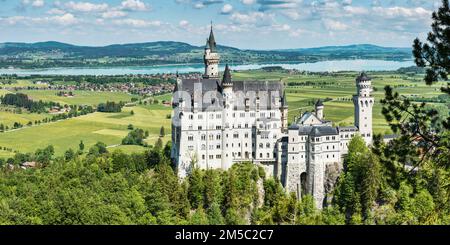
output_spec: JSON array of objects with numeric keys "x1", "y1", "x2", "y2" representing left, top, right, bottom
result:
[
  {"x1": 315, "y1": 99, "x2": 324, "y2": 120},
  {"x1": 353, "y1": 72, "x2": 374, "y2": 145},
  {"x1": 221, "y1": 64, "x2": 233, "y2": 170},
  {"x1": 203, "y1": 24, "x2": 220, "y2": 79},
  {"x1": 281, "y1": 89, "x2": 288, "y2": 132}
]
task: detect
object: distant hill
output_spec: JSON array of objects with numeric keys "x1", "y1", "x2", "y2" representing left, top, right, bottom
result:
[{"x1": 0, "y1": 41, "x2": 412, "y2": 69}]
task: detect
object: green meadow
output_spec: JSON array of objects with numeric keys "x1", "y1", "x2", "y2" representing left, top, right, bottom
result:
[{"x1": 0, "y1": 70, "x2": 447, "y2": 158}]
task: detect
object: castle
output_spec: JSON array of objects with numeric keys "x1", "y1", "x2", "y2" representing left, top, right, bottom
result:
[{"x1": 171, "y1": 26, "x2": 374, "y2": 208}]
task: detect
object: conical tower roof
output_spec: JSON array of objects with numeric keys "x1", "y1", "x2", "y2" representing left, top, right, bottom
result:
[
  {"x1": 208, "y1": 24, "x2": 217, "y2": 52},
  {"x1": 222, "y1": 64, "x2": 232, "y2": 85}
]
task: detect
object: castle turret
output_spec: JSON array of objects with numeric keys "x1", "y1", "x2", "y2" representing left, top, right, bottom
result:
[
  {"x1": 281, "y1": 89, "x2": 288, "y2": 132},
  {"x1": 353, "y1": 72, "x2": 374, "y2": 145},
  {"x1": 203, "y1": 24, "x2": 220, "y2": 79},
  {"x1": 315, "y1": 99, "x2": 324, "y2": 120},
  {"x1": 221, "y1": 64, "x2": 233, "y2": 170}
]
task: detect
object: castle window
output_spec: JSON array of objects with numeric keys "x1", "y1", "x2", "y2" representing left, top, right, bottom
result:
[
  {"x1": 188, "y1": 136, "x2": 194, "y2": 141},
  {"x1": 189, "y1": 114, "x2": 193, "y2": 119},
  {"x1": 216, "y1": 155, "x2": 221, "y2": 159},
  {"x1": 233, "y1": 133, "x2": 239, "y2": 139},
  {"x1": 198, "y1": 126, "x2": 202, "y2": 130},
  {"x1": 209, "y1": 155, "x2": 214, "y2": 160},
  {"x1": 260, "y1": 153, "x2": 263, "y2": 158},
  {"x1": 201, "y1": 134, "x2": 206, "y2": 140},
  {"x1": 201, "y1": 145, "x2": 206, "y2": 150},
  {"x1": 267, "y1": 153, "x2": 270, "y2": 158},
  {"x1": 238, "y1": 152, "x2": 241, "y2": 157},
  {"x1": 216, "y1": 145, "x2": 221, "y2": 149},
  {"x1": 216, "y1": 114, "x2": 221, "y2": 119},
  {"x1": 216, "y1": 135, "x2": 221, "y2": 140},
  {"x1": 245, "y1": 123, "x2": 249, "y2": 128},
  {"x1": 266, "y1": 143, "x2": 270, "y2": 148},
  {"x1": 245, "y1": 133, "x2": 249, "y2": 138},
  {"x1": 209, "y1": 135, "x2": 214, "y2": 140},
  {"x1": 259, "y1": 143, "x2": 263, "y2": 149},
  {"x1": 202, "y1": 155, "x2": 205, "y2": 160}
]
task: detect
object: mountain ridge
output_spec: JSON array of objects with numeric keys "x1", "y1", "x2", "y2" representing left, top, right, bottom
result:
[{"x1": 0, "y1": 41, "x2": 413, "y2": 69}]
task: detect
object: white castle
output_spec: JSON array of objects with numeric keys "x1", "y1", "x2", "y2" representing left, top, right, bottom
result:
[{"x1": 171, "y1": 26, "x2": 374, "y2": 208}]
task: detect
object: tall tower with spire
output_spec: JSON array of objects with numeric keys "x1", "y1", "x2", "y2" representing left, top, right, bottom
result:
[
  {"x1": 203, "y1": 23, "x2": 220, "y2": 79},
  {"x1": 353, "y1": 72, "x2": 374, "y2": 145}
]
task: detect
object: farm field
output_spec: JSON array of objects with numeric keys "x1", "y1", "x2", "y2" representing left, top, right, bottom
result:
[
  {"x1": 0, "y1": 70, "x2": 447, "y2": 158},
  {"x1": 0, "y1": 104, "x2": 171, "y2": 156},
  {"x1": 234, "y1": 70, "x2": 447, "y2": 134}
]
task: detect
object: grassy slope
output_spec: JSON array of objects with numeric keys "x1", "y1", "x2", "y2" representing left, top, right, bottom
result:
[{"x1": 0, "y1": 104, "x2": 171, "y2": 155}]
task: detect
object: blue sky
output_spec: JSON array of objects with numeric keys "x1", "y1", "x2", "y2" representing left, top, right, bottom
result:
[{"x1": 0, "y1": 0, "x2": 443, "y2": 49}]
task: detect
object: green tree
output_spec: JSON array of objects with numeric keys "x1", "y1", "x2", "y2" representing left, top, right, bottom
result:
[
  {"x1": 159, "y1": 126, "x2": 165, "y2": 137},
  {"x1": 79, "y1": 140, "x2": 85, "y2": 151},
  {"x1": 188, "y1": 167, "x2": 205, "y2": 209},
  {"x1": 64, "y1": 148, "x2": 75, "y2": 161}
]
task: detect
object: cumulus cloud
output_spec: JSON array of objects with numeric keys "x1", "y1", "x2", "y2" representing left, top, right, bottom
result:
[
  {"x1": 64, "y1": 1, "x2": 109, "y2": 12},
  {"x1": 221, "y1": 4, "x2": 233, "y2": 15},
  {"x1": 102, "y1": 10, "x2": 127, "y2": 19},
  {"x1": 179, "y1": 20, "x2": 190, "y2": 28},
  {"x1": 323, "y1": 19, "x2": 349, "y2": 31},
  {"x1": 120, "y1": 0, "x2": 150, "y2": 11},
  {"x1": 47, "y1": 8, "x2": 66, "y2": 15},
  {"x1": 0, "y1": 13, "x2": 78, "y2": 26},
  {"x1": 113, "y1": 18, "x2": 161, "y2": 28},
  {"x1": 21, "y1": 0, "x2": 45, "y2": 8},
  {"x1": 230, "y1": 11, "x2": 274, "y2": 26}
]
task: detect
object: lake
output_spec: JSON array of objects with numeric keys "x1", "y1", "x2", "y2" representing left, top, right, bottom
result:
[{"x1": 0, "y1": 59, "x2": 415, "y2": 76}]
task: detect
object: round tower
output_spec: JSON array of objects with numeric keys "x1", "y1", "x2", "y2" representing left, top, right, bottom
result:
[
  {"x1": 353, "y1": 72, "x2": 374, "y2": 145},
  {"x1": 315, "y1": 99, "x2": 324, "y2": 120},
  {"x1": 221, "y1": 64, "x2": 233, "y2": 170}
]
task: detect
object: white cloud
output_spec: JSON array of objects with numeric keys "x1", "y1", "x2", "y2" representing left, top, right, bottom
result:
[
  {"x1": 179, "y1": 20, "x2": 190, "y2": 28},
  {"x1": 64, "y1": 1, "x2": 109, "y2": 12},
  {"x1": 113, "y1": 18, "x2": 161, "y2": 28},
  {"x1": 20, "y1": 0, "x2": 45, "y2": 8},
  {"x1": 194, "y1": 3, "x2": 205, "y2": 9},
  {"x1": 343, "y1": 6, "x2": 369, "y2": 15},
  {"x1": 50, "y1": 13, "x2": 78, "y2": 25},
  {"x1": 120, "y1": 0, "x2": 150, "y2": 11},
  {"x1": 47, "y1": 8, "x2": 66, "y2": 15},
  {"x1": 372, "y1": 6, "x2": 431, "y2": 19},
  {"x1": 0, "y1": 13, "x2": 78, "y2": 26},
  {"x1": 221, "y1": 4, "x2": 233, "y2": 14},
  {"x1": 31, "y1": 0, "x2": 44, "y2": 7},
  {"x1": 323, "y1": 19, "x2": 348, "y2": 31},
  {"x1": 230, "y1": 12, "x2": 274, "y2": 26},
  {"x1": 102, "y1": 10, "x2": 127, "y2": 19}
]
